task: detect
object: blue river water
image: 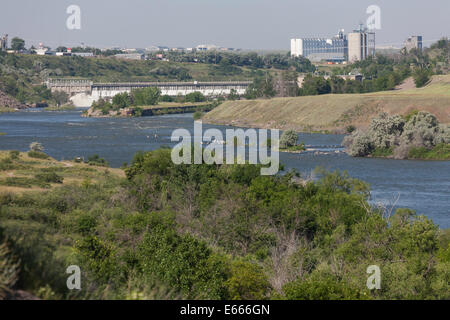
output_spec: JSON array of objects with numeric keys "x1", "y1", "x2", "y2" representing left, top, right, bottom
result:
[{"x1": 1, "y1": 109, "x2": 449, "y2": 228}]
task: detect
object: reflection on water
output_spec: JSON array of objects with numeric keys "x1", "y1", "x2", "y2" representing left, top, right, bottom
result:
[{"x1": 1, "y1": 109, "x2": 449, "y2": 228}]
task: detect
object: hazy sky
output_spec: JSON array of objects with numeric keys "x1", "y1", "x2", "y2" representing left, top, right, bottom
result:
[{"x1": 1, "y1": 0, "x2": 449, "y2": 50}]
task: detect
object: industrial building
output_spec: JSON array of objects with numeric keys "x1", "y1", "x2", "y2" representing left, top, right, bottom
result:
[
  {"x1": 291, "y1": 26, "x2": 375, "y2": 63},
  {"x1": 347, "y1": 27, "x2": 376, "y2": 62},
  {"x1": 113, "y1": 53, "x2": 145, "y2": 60},
  {"x1": 404, "y1": 36, "x2": 423, "y2": 53},
  {"x1": 291, "y1": 30, "x2": 347, "y2": 62},
  {"x1": 0, "y1": 34, "x2": 8, "y2": 51}
]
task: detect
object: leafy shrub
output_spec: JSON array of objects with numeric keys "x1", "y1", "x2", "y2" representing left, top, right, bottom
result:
[
  {"x1": 75, "y1": 236, "x2": 118, "y2": 282},
  {"x1": 345, "y1": 112, "x2": 449, "y2": 159},
  {"x1": 185, "y1": 92, "x2": 206, "y2": 103},
  {"x1": 138, "y1": 227, "x2": 230, "y2": 299},
  {"x1": 280, "y1": 130, "x2": 299, "y2": 149},
  {"x1": 283, "y1": 273, "x2": 363, "y2": 300},
  {"x1": 28, "y1": 151, "x2": 50, "y2": 159},
  {"x1": 0, "y1": 157, "x2": 16, "y2": 171},
  {"x1": 346, "y1": 125, "x2": 356, "y2": 134},
  {"x1": 9, "y1": 151, "x2": 20, "y2": 160},
  {"x1": 344, "y1": 132, "x2": 374, "y2": 157},
  {"x1": 0, "y1": 177, "x2": 41, "y2": 188},
  {"x1": 413, "y1": 68, "x2": 431, "y2": 88},
  {"x1": 225, "y1": 261, "x2": 271, "y2": 300},
  {"x1": 76, "y1": 214, "x2": 97, "y2": 236},
  {"x1": 193, "y1": 111, "x2": 203, "y2": 121},
  {"x1": 131, "y1": 87, "x2": 161, "y2": 106},
  {"x1": 35, "y1": 172, "x2": 64, "y2": 184},
  {"x1": 87, "y1": 154, "x2": 109, "y2": 167},
  {"x1": 0, "y1": 240, "x2": 20, "y2": 299}
]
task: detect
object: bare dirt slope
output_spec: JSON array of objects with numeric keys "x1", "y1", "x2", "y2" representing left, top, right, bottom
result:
[
  {"x1": 203, "y1": 75, "x2": 450, "y2": 133},
  {"x1": 0, "y1": 89, "x2": 29, "y2": 109}
]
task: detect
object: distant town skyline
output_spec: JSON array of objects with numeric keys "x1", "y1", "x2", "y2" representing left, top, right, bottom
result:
[{"x1": 0, "y1": 0, "x2": 449, "y2": 50}]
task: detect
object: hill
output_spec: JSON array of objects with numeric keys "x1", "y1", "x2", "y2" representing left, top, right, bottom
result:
[
  {"x1": 0, "y1": 151, "x2": 124, "y2": 194},
  {"x1": 202, "y1": 75, "x2": 450, "y2": 133}
]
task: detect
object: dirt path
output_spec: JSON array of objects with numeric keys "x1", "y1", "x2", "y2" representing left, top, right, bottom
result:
[{"x1": 395, "y1": 77, "x2": 415, "y2": 90}]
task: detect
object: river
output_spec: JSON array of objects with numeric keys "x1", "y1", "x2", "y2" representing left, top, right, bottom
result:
[{"x1": 1, "y1": 109, "x2": 449, "y2": 228}]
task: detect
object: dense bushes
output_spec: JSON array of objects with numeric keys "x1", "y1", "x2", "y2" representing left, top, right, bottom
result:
[
  {"x1": 343, "y1": 111, "x2": 450, "y2": 159},
  {"x1": 0, "y1": 235, "x2": 20, "y2": 299},
  {"x1": 0, "y1": 148, "x2": 448, "y2": 300}
]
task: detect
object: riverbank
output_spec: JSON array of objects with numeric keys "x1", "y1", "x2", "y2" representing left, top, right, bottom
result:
[
  {"x1": 202, "y1": 75, "x2": 450, "y2": 133},
  {"x1": 83, "y1": 101, "x2": 214, "y2": 118}
]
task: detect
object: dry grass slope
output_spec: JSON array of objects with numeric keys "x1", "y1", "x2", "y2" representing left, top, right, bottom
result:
[
  {"x1": 203, "y1": 75, "x2": 450, "y2": 133},
  {"x1": 0, "y1": 151, "x2": 124, "y2": 194}
]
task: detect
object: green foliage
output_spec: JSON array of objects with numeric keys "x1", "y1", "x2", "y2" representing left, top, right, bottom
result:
[
  {"x1": 346, "y1": 125, "x2": 356, "y2": 134},
  {"x1": 27, "y1": 151, "x2": 49, "y2": 159},
  {"x1": 112, "y1": 92, "x2": 132, "y2": 109},
  {"x1": 245, "y1": 76, "x2": 276, "y2": 99},
  {"x1": 344, "y1": 111, "x2": 449, "y2": 159},
  {"x1": 279, "y1": 130, "x2": 299, "y2": 149},
  {"x1": 193, "y1": 111, "x2": 203, "y2": 120},
  {"x1": 371, "y1": 147, "x2": 394, "y2": 157},
  {"x1": 34, "y1": 172, "x2": 64, "y2": 184},
  {"x1": 159, "y1": 95, "x2": 174, "y2": 102},
  {"x1": 299, "y1": 75, "x2": 331, "y2": 96},
  {"x1": 75, "y1": 236, "x2": 118, "y2": 282},
  {"x1": 413, "y1": 68, "x2": 431, "y2": 88},
  {"x1": 283, "y1": 273, "x2": 363, "y2": 300},
  {"x1": 11, "y1": 37, "x2": 25, "y2": 51},
  {"x1": 185, "y1": 92, "x2": 206, "y2": 103},
  {"x1": 0, "y1": 148, "x2": 448, "y2": 300},
  {"x1": 225, "y1": 261, "x2": 271, "y2": 300},
  {"x1": 131, "y1": 87, "x2": 161, "y2": 106},
  {"x1": 86, "y1": 154, "x2": 109, "y2": 167},
  {"x1": 408, "y1": 143, "x2": 450, "y2": 160},
  {"x1": 138, "y1": 226, "x2": 230, "y2": 299},
  {"x1": 0, "y1": 237, "x2": 20, "y2": 299},
  {"x1": 52, "y1": 90, "x2": 69, "y2": 107}
]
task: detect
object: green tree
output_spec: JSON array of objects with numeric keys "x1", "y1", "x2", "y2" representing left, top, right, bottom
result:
[
  {"x1": 131, "y1": 87, "x2": 161, "y2": 106},
  {"x1": 185, "y1": 92, "x2": 206, "y2": 103},
  {"x1": 225, "y1": 261, "x2": 271, "y2": 300},
  {"x1": 52, "y1": 90, "x2": 69, "y2": 107},
  {"x1": 280, "y1": 130, "x2": 299, "y2": 149},
  {"x1": 413, "y1": 68, "x2": 431, "y2": 88},
  {"x1": 112, "y1": 92, "x2": 132, "y2": 109},
  {"x1": 11, "y1": 37, "x2": 25, "y2": 51}
]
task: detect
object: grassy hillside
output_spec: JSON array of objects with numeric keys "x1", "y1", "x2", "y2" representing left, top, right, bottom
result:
[
  {"x1": 203, "y1": 75, "x2": 450, "y2": 133},
  {"x1": 0, "y1": 151, "x2": 124, "y2": 194}
]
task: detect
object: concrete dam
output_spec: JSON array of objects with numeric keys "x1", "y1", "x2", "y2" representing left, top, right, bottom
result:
[{"x1": 46, "y1": 78, "x2": 252, "y2": 107}]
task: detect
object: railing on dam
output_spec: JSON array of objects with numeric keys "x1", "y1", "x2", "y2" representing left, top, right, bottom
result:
[{"x1": 92, "y1": 81, "x2": 252, "y2": 89}]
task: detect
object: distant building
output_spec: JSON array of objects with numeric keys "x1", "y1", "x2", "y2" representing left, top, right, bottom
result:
[
  {"x1": 404, "y1": 36, "x2": 423, "y2": 53},
  {"x1": 291, "y1": 29, "x2": 348, "y2": 63},
  {"x1": 347, "y1": 27, "x2": 375, "y2": 62},
  {"x1": 196, "y1": 44, "x2": 219, "y2": 51},
  {"x1": 114, "y1": 53, "x2": 145, "y2": 60},
  {"x1": 146, "y1": 46, "x2": 160, "y2": 52},
  {"x1": 0, "y1": 34, "x2": 8, "y2": 51},
  {"x1": 297, "y1": 73, "x2": 363, "y2": 88},
  {"x1": 72, "y1": 52, "x2": 94, "y2": 57},
  {"x1": 35, "y1": 43, "x2": 52, "y2": 55},
  {"x1": 36, "y1": 48, "x2": 52, "y2": 55}
]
